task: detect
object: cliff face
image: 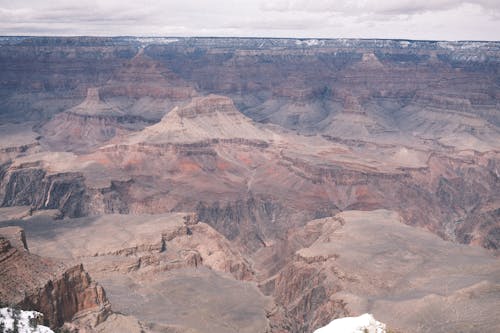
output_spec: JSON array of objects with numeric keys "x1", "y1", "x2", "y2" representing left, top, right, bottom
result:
[
  {"x1": 20, "y1": 264, "x2": 110, "y2": 328},
  {"x1": 0, "y1": 164, "x2": 89, "y2": 217},
  {"x1": 2, "y1": 38, "x2": 499, "y2": 126},
  {"x1": 261, "y1": 210, "x2": 500, "y2": 333},
  {"x1": 268, "y1": 261, "x2": 348, "y2": 333},
  {"x1": 143, "y1": 38, "x2": 500, "y2": 134},
  {"x1": 0, "y1": 227, "x2": 110, "y2": 329}
]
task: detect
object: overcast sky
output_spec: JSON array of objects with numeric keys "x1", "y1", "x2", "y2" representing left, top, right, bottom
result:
[{"x1": 0, "y1": 0, "x2": 499, "y2": 41}]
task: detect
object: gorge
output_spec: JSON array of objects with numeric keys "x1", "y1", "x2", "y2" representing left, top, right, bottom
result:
[{"x1": 0, "y1": 36, "x2": 499, "y2": 333}]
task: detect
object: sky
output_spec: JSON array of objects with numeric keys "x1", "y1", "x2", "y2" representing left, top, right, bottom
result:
[{"x1": 0, "y1": 0, "x2": 499, "y2": 41}]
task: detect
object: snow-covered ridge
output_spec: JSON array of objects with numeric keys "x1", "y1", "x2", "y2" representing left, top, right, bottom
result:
[
  {"x1": 0, "y1": 308, "x2": 54, "y2": 333},
  {"x1": 314, "y1": 313, "x2": 386, "y2": 333},
  {"x1": 1, "y1": 37, "x2": 499, "y2": 54},
  {"x1": 296, "y1": 39, "x2": 325, "y2": 47},
  {"x1": 133, "y1": 37, "x2": 179, "y2": 45},
  {"x1": 437, "y1": 40, "x2": 491, "y2": 50}
]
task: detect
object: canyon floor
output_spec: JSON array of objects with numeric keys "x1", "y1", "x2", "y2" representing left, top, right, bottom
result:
[{"x1": 0, "y1": 37, "x2": 499, "y2": 332}]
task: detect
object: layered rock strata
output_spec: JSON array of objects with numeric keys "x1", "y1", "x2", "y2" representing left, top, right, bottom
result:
[{"x1": 0, "y1": 226, "x2": 110, "y2": 329}]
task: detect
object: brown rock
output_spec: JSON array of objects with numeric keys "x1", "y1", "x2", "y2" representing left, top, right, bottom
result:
[{"x1": 0, "y1": 227, "x2": 110, "y2": 329}]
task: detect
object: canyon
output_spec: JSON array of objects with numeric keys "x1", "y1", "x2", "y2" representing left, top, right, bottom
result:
[{"x1": 0, "y1": 37, "x2": 499, "y2": 332}]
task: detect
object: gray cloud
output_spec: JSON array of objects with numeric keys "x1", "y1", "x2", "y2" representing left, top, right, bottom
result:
[
  {"x1": 261, "y1": 0, "x2": 500, "y2": 15},
  {"x1": 0, "y1": 0, "x2": 498, "y2": 40}
]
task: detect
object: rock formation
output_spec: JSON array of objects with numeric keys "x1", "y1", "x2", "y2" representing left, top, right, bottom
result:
[
  {"x1": 265, "y1": 210, "x2": 500, "y2": 332},
  {"x1": 127, "y1": 94, "x2": 274, "y2": 144},
  {"x1": 0, "y1": 37, "x2": 499, "y2": 332},
  {"x1": 0, "y1": 226, "x2": 110, "y2": 330},
  {"x1": 3, "y1": 213, "x2": 268, "y2": 333},
  {"x1": 40, "y1": 88, "x2": 132, "y2": 152}
]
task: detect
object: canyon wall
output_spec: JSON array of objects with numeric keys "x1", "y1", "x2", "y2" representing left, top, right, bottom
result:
[
  {"x1": 0, "y1": 226, "x2": 110, "y2": 329},
  {"x1": 0, "y1": 37, "x2": 499, "y2": 332}
]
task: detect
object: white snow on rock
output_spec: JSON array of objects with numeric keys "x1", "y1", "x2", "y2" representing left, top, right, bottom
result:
[
  {"x1": 295, "y1": 39, "x2": 324, "y2": 47},
  {"x1": 0, "y1": 308, "x2": 54, "y2": 333},
  {"x1": 135, "y1": 37, "x2": 179, "y2": 44},
  {"x1": 313, "y1": 313, "x2": 386, "y2": 333}
]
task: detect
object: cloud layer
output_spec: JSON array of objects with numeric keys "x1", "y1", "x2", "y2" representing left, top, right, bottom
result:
[
  {"x1": 261, "y1": 0, "x2": 500, "y2": 15},
  {"x1": 0, "y1": 0, "x2": 498, "y2": 40}
]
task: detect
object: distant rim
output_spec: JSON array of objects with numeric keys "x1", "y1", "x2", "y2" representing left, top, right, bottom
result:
[{"x1": 0, "y1": 35, "x2": 499, "y2": 43}]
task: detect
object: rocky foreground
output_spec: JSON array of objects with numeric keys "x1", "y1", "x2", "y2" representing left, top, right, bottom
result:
[
  {"x1": 0, "y1": 307, "x2": 54, "y2": 333},
  {"x1": 0, "y1": 37, "x2": 499, "y2": 332}
]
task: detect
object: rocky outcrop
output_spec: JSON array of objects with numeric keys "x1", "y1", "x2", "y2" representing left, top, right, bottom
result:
[
  {"x1": 8, "y1": 212, "x2": 268, "y2": 333},
  {"x1": 93, "y1": 219, "x2": 256, "y2": 281},
  {"x1": 0, "y1": 227, "x2": 110, "y2": 329},
  {"x1": 20, "y1": 264, "x2": 110, "y2": 328},
  {"x1": 0, "y1": 226, "x2": 28, "y2": 250},
  {"x1": 258, "y1": 217, "x2": 349, "y2": 333},
  {"x1": 268, "y1": 261, "x2": 349, "y2": 333},
  {"x1": 16, "y1": 213, "x2": 255, "y2": 282}
]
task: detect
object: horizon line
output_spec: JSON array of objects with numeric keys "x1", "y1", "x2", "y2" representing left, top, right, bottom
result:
[{"x1": 1, "y1": 35, "x2": 500, "y2": 43}]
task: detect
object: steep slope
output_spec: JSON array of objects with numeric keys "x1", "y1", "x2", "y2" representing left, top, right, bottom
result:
[
  {"x1": 262, "y1": 210, "x2": 500, "y2": 333},
  {"x1": 0, "y1": 226, "x2": 110, "y2": 329}
]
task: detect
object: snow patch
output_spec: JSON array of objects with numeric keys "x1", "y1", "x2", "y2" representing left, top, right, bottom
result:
[
  {"x1": 0, "y1": 308, "x2": 54, "y2": 333},
  {"x1": 437, "y1": 41, "x2": 488, "y2": 51},
  {"x1": 135, "y1": 37, "x2": 179, "y2": 45},
  {"x1": 296, "y1": 39, "x2": 324, "y2": 47},
  {"x1": 399, "y1": 41, "x2": 410, "y2": 48},
  {"x1": 313, "y1": 313, "x2": 386, "y2": 333}
]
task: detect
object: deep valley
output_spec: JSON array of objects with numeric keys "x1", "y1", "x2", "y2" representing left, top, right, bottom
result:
[{"x1": 0, "y1": 36, "x2": 499, "y2": 333}]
